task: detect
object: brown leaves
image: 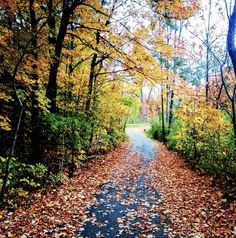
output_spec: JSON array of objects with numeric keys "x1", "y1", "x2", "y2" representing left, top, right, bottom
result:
[
  {"x1": 1, "y1": 136, "x2": 235, "y2": 237},
  {"x1": 0, "y1": 143, "x2": 132, "y2": 237},
  {"x1": 146, "y1": 142, "x2": 236, "y2": 238}
]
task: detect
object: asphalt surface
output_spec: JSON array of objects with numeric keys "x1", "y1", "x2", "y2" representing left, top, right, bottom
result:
[{"x1": 78, "y1": 127, "x2": 169, "y2": 238}]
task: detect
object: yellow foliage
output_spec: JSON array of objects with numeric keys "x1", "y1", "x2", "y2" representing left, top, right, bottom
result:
[
  {"x1": 174, "y1": 100, "x2": 229, "y2": 152},
  {"x1": 0, "y1": 91, "x2": 11, "y2": 102},
  {"x1": 0, "y1": 115, "x2": 11, "y2": 131}
]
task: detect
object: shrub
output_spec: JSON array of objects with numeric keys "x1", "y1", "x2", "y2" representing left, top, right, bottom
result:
[
  {"x1": 149, "y1": 101, "x2": 236, "y2": 179},
  {"x1": 148, "y1": 119, "x2": 167, "y2": 142},
  {"x1": 0, "y1": 157, "x2": 49, "y2": 206}
]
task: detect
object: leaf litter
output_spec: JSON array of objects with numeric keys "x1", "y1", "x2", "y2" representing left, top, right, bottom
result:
[
  {"x1": 145, "y1": 142, "x2": 236, "y2": 238},
  {"x1": 0, "y1": 128, "x2": 235, "y2": 237}
]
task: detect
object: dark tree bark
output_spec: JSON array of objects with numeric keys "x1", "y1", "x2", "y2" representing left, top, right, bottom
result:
[
  {"x1": 161, "y1": 88, "x2": 166, "y2": 141},
  {"x1": 168, "y1": 90, "x2": 174, "y2": 132},
  {"x1": 0, "y1": 104, "x2": 23, "y2": 208},
  {"x1": 0, "y1": 72, "x2": 24, "y2": 208},
  {"x1": 140, "y1": 88, "x2": 146, "y2": 120},
  {"x1": 227, "y1": 0, "x2": 236, "y2": 146},
  {"x1": 227, "y1": 1, "x2": 236, "y2": 72},
  {"x1": 46, "y1": 0, "x2": 84, "y2": 112},
  {"x1": 205, "y1": 1, "x2": 212, "y2": 100},
  {"x1": 46, "y1": 2, "x2": 71, "y2": 112},
  {"x1": 85, "y1": 1, "x2": 115, "y2": 116},
  {"x1": 48, "y1": 0, "x2": 56, "y2": 45},
  {"x1": 205, "y1": 45, "x2": 210, "y2": 99},
  {"x1": 30, "y1": 0, "x2": 42, "y2": 164},
  {"x1": 85, "y1": 53, "x2": 98, "y2": 113}
]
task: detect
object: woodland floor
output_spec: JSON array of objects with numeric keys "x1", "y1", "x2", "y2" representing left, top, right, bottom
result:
[{"x1": 0, "y1": 127, "x2": 236, "y2": 238}]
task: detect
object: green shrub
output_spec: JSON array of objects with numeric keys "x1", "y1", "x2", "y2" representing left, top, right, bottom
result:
[
  {"x1": 0, "y1": 157, "x2": 50, "y2": 206},
  {"x1": 148, "y1": 119, "x2": 167, "y2": 142},
  {"x1": 43, "y1": 112, "x2": 91, "y2": 151}
]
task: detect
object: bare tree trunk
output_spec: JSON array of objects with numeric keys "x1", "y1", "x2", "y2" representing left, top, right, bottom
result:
[
  {"x1": 227, "y1": 0, "x2": 236, "y2": 146},
  {"x1": 231, "y1": 98, "x2": 236, "y2": 145},
  {"x1": 144, "y1": 87, "x2": 153, "y2": 120},
  {"x1": 46, "y1": 1, "x2": 70, "y2": 112},
  {"x1": 48, "y1": 0, "x2": 56, "y2": 45},
  {"x1": 205, "y1": 0, "x2": 212, "y2": 100},
  {"x1": 140, "y1": 87, "x2": 146, "y2": 120},
  {"x1": 166, "y1": 84, "x2": 170, "y2": 125},
  {"x1": 85, "y1": 54, "x2": 98, "y2": 114}
]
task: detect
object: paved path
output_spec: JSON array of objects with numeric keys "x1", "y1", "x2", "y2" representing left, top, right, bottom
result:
[{"x1": 78, "y1": 127, "x2": 169, "y2": 238}]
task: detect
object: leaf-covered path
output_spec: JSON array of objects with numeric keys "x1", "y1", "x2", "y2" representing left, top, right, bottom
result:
[
  {"x1": 0, "y1": 127, "x2": 235, "y2": 237},
  {"x1": 78, "y1": 127, "x2": 169, "y2": 238}
]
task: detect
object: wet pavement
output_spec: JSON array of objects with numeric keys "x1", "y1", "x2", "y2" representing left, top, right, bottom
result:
[{"x1": 78, "y1": 127, "x2": 169, "y2": 238}]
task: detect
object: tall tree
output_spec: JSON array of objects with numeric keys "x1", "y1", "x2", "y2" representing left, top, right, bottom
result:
[
  {"x1": 46, "y1": 0, "x2": 84, "y2": 112},
  {"x1": 30, "y1": 0, "x2": 42, "y2": 163},
  {"x1": 227, "y1": 0, "x2": 236, "y2": 145}
]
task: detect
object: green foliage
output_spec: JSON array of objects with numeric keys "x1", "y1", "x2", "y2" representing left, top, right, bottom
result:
[
  {"x1": 107, "y1": 127, "x2": 127, "y2": 147},
  {"x1": 149, "y1": 114, "x2": 236, "y2": 178},
  {"x1": 147, "y1": 119, "x2": 167, "y2": 142},
  {"x1": 43, "y1": 112, "x2": 91, "y2": 151},
  {"x1": 123, "y1": 96, "x2": 141, "y2": 124},
  {"x1": 168, "y1": 118, "x2": 236, "y2": 177},
  {"x1": 91, "y1": 123, "x2": 127, "y2": 154},
  {"x1": 0, "y1": 157, "x2": 50, "y2": 205},
  {"x1": 2, "y1": 160, "x2": 47, "y2": 189}
]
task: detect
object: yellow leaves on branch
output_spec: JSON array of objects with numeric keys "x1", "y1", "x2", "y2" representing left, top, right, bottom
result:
[
  {"x1": 75, "y1": 0, "x2": 110, "y2": 30},
  {"x1": 98, "y1": 82, "x2": 129, "y2": 127},
  {"x1": 0, "y1": 86, "x2": 12, "y2": 133},
  {"x1": 0, "y1": 115, "x2": 11, "y2": 131},
  {"x1": 176, "y1": 99, "x2": 229, "y2": 135},
  {"x1": 0, "y1": 91, "x2": 12, "y2": 102},
  {"x1": 172, "y1": 99, "x2": 230, "y2": 153},
  {"x1": 0, "y1": 27, "x2": 15, "y2": 66},
  {"x1": 0, "y1": 27, "x2": 13, "y2": 47}
]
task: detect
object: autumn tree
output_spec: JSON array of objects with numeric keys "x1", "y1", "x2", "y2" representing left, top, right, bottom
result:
[{"x1": 46, "y1": 0, "x2": 85, "y2": 112}]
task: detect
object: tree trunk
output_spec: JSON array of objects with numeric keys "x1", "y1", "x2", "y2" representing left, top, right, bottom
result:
[
  {"x1": 146, "y1": 88, "x2": 153, "y2": 119},
  {"x1": 231, "y1": 98, "x2": 236, "y2": 146},
  {"x1": 30, "y1": 0, "x2": 42, "y2": 164},
  {"x1": 161, "y1": 88, "x2": 166, "y2": 141},
  {"x1": 85, "y1": 53, "x2": 98, "y2": 114},
  {"x1": 166, "y1": 84, "x2": 170, "y2": 125},
  {"x1": 48, "y1": 0, "x2": 56, "y2": 45},
  {"x1": 46, "y1": 0, "x2": 80, "y2": 112},
  {"x1": 205, "y1": 0, "x2": 212, "y2": 100},
  {"x1": 227, "y1": 0, "x2": 236, "y2": 146},
  {"x1": 0, "y1": 68, "x2": 24, "y2": 207},
  {"x1": 0, "y1": 104, "x2": 23, "y2": 208},
  {"x1": 168, "y1": 90, "x2": 174, "y2": 132},
  {"x1": 140, "y1": 88, "x2": 146, "y2": 120},
  {"x1": 205, "y1": 46, "x2": 210, "y2": 99},
  {"x1": 227, "y1": 0, "x2": 236, "y2": 72}
]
